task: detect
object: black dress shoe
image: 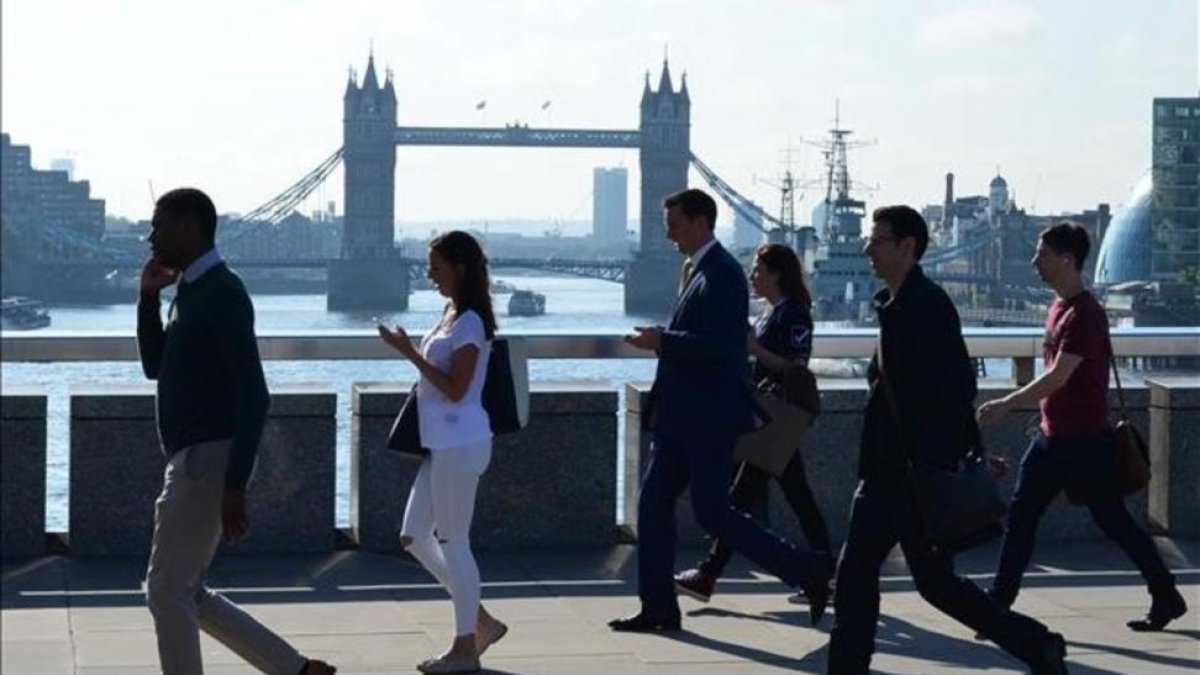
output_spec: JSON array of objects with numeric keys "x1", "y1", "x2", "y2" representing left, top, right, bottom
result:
[
  {"x1": 805, "y1": 581, "x2": 830, "y2": 627},
  {"x1": 1127, "y1": 588, "x2": 1188, "y2": 632},
  {"x1": 608, "y1": 612, "x2": 681, "y2": 633},
  {"x1": 1031, "y1": 631, "x2": 1068, "y2": 675}
]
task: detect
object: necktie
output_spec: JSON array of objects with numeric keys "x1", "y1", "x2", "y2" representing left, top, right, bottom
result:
[{"x1": 679, "y1": 259, "x2": 695, "y2": 295}]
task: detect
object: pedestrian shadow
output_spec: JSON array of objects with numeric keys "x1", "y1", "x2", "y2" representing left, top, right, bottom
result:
[
  {"x1": 1157, "y1": 628, "x2": 1200, "y2": 641},
  {"x1": 659, "y1": 629, "x2": 823, "y2": 672},
  {"x1": 870, "y1": 614, "x2": 1020, "y2": 671},
  {"x1": 686, "y1": 605, "x2": 813, "y2": 628},
  {"x1": 1067, "y1": 637, "x2": 1200, "y2": 672},
  {"x1": 686, "y1": 605, "x2": 1074, "y2": 673}
]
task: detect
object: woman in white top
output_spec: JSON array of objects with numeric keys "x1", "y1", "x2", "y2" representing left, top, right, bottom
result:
[{"x1": 377, "y1": 230, "x2": 507, "y2": 674}]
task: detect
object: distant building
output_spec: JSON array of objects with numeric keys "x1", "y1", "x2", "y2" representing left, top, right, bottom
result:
[
  {"x1": 925, "y1": 170, "x2": 1109, "y2": 303},
  {"x1": 988, "y1": 174, "x2": 1010, "y2": 219},
  {"x1": 1096, "y1": 176, "x2": 1153, "y2": 286},
  {"x1": 1150, "y1": 97, "x2": 1200, "y2": 282},
  {"x1": 1, "y1": 133, "x2": 105, "y2": 242},
  {"x1": 219, "y1": 212, "x2": 340, "y2": 260},
  {"x1": 592, "y1": 167, "x2": 628, "y2": 246},
  {"x1": 50, "y1": 157, "x2": 75, "y2": 181}
]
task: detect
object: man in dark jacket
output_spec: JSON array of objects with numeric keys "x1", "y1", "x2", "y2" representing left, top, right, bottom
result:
[{"x1": 826, "y1": 205, "x2": 1069, "y2": 675}]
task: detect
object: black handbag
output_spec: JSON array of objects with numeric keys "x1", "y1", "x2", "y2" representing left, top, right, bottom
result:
[
  {"x1": 876, "y1": 337, "x2": 1007, "y2": 552},
  {"x1": 385, "y1": 383, "x2": 425, "y2": 457},
  {"x1": 483, "y1": 337, "x2": 529, "y2": 435}
]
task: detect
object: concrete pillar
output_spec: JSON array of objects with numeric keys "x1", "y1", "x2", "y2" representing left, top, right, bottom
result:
[
  {"x1": 1147, "y1": 378, "x2": 1200, "y2": 537},
  {"x1": 1013, "y1": 357, "x2": 1036, "y2": 386},
  {"x1": 351, "y1": 383, "x2": 618, "y2": 552},
  {"x1": 623, "y1": 382, "x2": 706, "y2": 544},
  {"x1": 2, "y1": 387, "x2": 47, "y2": 559}
]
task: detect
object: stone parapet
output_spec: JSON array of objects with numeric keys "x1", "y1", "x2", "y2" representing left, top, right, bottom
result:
[
  {"x1": 1, "y1": 387, "x2": 47, "y2": 559},
  {"x1": 1147, "y1": 378, "x2": 1200, "y2": 537},
  {"x1": 68, "y1": 383, "x2": 336, "y2": 556},
  {"x1": 351, "y1": 382, "x2": 618, "y2": 552}
]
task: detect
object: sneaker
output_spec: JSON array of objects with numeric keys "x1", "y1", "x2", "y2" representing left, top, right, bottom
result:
[{"x1": 673, "y1": 568, "x2": 717, "y2": 603}]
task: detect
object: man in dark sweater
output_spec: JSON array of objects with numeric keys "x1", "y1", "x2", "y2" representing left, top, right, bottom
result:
[{"x1": 138, "y1": 188, "x2": 335, "y2": 675}]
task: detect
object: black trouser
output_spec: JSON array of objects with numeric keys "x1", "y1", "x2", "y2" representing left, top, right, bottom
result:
[
  {"x1": 990, "y1": 431, "x2": 1176, "y2": 606},
  {"x1": 697, "y1": 451, "x2": 833, "y2": 578},
  {"x1": 828, "y1": 479, "x2": 1052, "y2": 674}
]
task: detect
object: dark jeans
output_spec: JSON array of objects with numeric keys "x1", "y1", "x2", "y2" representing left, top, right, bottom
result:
[
  {"x1": 990, "y1": 431, "x2": 1176, "y2": 606},
  {"x1": 637, "y1": 433, "x2": 825, "y2": 618},
  {"x1": 697, "y1": 451, "x2": 833, "y2": 578},
  {"x1": 828, "y1": 479, "x2": 1052, "y2": 674}
]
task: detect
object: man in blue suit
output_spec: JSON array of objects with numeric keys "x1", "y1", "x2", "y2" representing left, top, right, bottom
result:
[{"x1": 610, "y1": 188, "x2": 831, "y2": 633}]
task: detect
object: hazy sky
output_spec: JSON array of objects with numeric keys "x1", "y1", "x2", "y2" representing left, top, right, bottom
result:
[{"x1": 3, "y1": 0, "x2": 1196, "y2": 233}]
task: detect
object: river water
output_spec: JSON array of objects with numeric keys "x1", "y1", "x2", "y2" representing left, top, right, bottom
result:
[{"x1": 6, "y1": 272, "x2": 1030, "y2": 531}]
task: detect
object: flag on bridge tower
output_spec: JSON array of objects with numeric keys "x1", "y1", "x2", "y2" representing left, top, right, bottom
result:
[{"x1": 475, "y1": 100, "x2": 487, "y2": 110}]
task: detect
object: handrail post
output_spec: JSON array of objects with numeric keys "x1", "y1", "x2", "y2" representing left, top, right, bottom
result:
[{"x1": 1013, "y1": 357, "x2": 1035, "y2": 386}]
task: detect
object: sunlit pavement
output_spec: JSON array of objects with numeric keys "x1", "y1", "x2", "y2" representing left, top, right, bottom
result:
[{"x1": 3, "y1": 539, "x2": 1197, "y2": 674}]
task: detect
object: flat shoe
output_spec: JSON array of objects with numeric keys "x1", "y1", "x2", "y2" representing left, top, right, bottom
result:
[{"x1": 416, "y1": 654, "x2": 480, "y2": 674}]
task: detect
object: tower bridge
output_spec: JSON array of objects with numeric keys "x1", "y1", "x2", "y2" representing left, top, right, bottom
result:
[{"x1": 332, "y1": 52, "x2": 690, "y2": 315}]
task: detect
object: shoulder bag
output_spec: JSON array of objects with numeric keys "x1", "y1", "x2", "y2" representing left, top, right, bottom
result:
[
  {"x1": 876, "y1": 335, "x2": 1006, "y2": 552},
  {"x1": 1064, "y1": 334, "x2": 1150, "y2": 504}
]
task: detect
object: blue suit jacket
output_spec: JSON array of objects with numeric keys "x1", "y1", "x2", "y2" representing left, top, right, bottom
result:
[{"x1": 645, "y1": 241, "x2": 754, "y2": 444}]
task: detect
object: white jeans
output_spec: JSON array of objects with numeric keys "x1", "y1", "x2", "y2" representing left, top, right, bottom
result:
[
  {"x1": 400, "y1": 438, "x2": 493, "y2": 636},
  {"x1": 144, "y1": 440, "x2": 306, "y2": 675}
]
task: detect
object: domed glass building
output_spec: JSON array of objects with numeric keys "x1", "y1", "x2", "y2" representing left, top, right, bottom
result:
[{"x1": 1094, "y1": 175, "x2": 1152, "y2": 286}]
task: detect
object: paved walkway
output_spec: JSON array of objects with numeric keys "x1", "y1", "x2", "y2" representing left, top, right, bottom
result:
[{"x1": 3, "y1": 539, "x2": 1197, "y2": 674}]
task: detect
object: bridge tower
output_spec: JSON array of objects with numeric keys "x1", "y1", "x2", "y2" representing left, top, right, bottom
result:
[
  {"x1": 328, "y1": 52, "x2": 409, "y2": 311},
  {"x1": 625, "y1": 59, "x2": 691, "y2": 317}
]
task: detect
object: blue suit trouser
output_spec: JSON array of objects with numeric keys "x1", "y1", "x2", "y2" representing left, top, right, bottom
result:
[{"x1": 636, "y1": 432, "x2": 821, "y2": 617}]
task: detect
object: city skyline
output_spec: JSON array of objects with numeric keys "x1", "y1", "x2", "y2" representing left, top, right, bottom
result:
[{"x1": 2, "y1": 0, "x2": 1196, "y2": 230}]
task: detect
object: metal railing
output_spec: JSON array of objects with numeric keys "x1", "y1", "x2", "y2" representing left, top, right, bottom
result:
[{"x1": 4, "y1": 329, "x2": 1198, "y2": 384}]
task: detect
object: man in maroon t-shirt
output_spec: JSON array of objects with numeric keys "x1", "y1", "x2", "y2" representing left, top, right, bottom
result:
[{"x1": 976, "y1": 222, "x2": 1186, "y2": 632}]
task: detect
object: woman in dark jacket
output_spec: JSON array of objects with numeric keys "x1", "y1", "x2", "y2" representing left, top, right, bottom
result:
[{"x1": 673, "y1": 243, "x2": 834, "y2": 603}]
